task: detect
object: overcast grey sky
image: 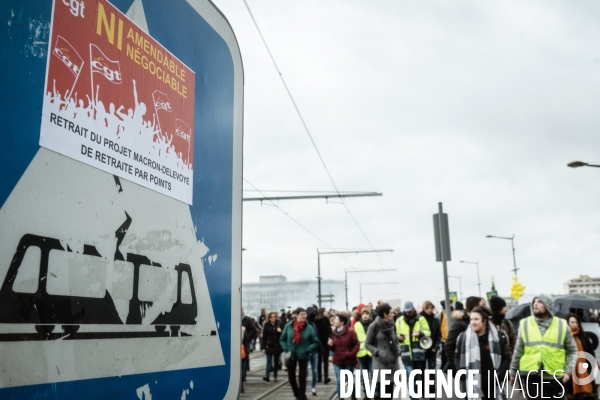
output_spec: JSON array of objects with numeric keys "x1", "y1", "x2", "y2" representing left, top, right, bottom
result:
[{"x1": 212, "y1": 0, "x2": 600, "y2": 308}]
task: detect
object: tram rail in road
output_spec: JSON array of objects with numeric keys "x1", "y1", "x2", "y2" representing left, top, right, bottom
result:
[{"x1": 240, "y1": 351, "x2": 336, "y2": 400}]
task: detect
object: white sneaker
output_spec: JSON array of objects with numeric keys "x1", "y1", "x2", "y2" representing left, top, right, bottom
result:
[{"x1": 311, "y1": 388, "x2": 316, "y2": 396}]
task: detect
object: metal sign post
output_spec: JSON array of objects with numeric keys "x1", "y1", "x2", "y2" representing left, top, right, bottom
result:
[
  {"x1": 434, "y1": 202, "x2": 453, "y2": 331},
  {"x1": 0, "y1": 0, "x2": 242, "y2": 398}
]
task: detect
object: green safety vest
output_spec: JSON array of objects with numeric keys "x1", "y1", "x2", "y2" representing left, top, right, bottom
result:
[
  {"x1": 519, "y1": 316, "x2": 567, "y2": 376},
  {"x1": 395, "y1": 316, "x2": 431, "y2": 360},
  {"x1": 354, "y1": 321, "x2": 372, "y2": 358}
]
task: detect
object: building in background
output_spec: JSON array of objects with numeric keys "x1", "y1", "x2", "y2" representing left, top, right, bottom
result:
[
  {"x1": 564, "y1": 275, "x2": 600, "y2": 298},
  {"x1": 242, "y1": 275, "x2": 345, "y2": 318}
]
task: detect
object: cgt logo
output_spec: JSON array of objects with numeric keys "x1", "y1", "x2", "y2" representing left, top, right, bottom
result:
[
  {"x1": 573, "y1": 351, "x2": 600, "y2": 386},
  {"x1": 53, "y1": 36, "x2": 83, "y2": 77},
  {"x1": 91, "y1": 57, "x2": 122, "y2": 84},
  {"x1": 63, "y1": 0, "x2": 85, "y2": 18},
  {"x1": 54, "y1": 47, "x2": 81, "y2": 76},
  {"x1": 154, "y1": 100, "x2": 172, "y2": 112}
]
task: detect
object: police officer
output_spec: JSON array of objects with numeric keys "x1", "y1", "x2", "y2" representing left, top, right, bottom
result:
[{"x1": 509, "y1": 295, "x2": 577, "y2": 399}]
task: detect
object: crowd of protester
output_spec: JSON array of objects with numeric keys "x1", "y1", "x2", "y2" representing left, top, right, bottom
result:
[{"x1": 240, "y1": 298, "x2": 600, "y2": 400}]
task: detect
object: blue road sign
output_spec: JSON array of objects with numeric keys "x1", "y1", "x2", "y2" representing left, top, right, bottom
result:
[{"x1": 0, "y1": 0, "x2": 243, "y2": 398}]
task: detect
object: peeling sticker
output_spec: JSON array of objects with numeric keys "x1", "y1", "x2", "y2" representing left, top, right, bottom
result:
[
  {"x1": 208, "y1": 254, "x2": 218, "y2": 265},
  {"x1": 25, "y1": 18, "x2": 50, "y2": 58},
  {"x1": 136, "y1": 383, "x2": 152, "y2": 400}
]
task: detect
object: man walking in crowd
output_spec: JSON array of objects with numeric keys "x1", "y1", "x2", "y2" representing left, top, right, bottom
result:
[
  {"x1": 510, "y1": 295, "x2": 577, "y2": 399},
  {"x1": 314, "y1": 308, "x2": 332, "y2": 384},
  {"x1": 258, "y1": 308, "x2": 267, "y2": 328},
  {"x1": 420, "y1": 300, "x2": 440, "y2": 393},
  {"x1": 489, "y1": 296, "x2": 517, "y2": 358},
  {"x1": 455, "y1": 306, "x2": 511, "y2": 399},
  {"x1": 396, "y1": 301, "x2": 431, "y2": 399},
  {"x1": 328, "y1": 314, "x2": 359, "y2": 400},
  {"x1": 354, "y1": 305, "x2": 374, "y2": 395},
  {"x1": 280, "y1": 307, "x2": 319, "y2": 400},
  {"x1": 444, "y1": 296, "x2": 481, "y2": 371},
  {"x1": 306, "y1": 306, "x2": 321, "y2": 396}
]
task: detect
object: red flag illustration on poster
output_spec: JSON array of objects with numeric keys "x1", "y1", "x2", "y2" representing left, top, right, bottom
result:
[
  {"x1": 52, "y1": 35, "x2": 84, "y2": 101},
  {"x1": 39, "y1": 0, "x2": 196, "y2": 204}
]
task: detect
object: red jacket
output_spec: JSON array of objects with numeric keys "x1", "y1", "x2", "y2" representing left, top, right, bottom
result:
[{"x1": 329, "y1": 325, "x2": 359, "y2": 366}]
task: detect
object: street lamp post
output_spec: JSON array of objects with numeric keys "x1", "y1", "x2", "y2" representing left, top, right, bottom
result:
[
  {"x1": 486, "y1": 235, "x2": 518, "y2": 275},
  {"x1": 567, "y1": 161, "x2": 600, "y2": 169},
  {"x1": 317, "y1": 249, "x2": 393, "y2": 308},
  {"x1": 448, "y1": 275, "x2": 462, "y2": 301},
  {"x1": 345, "y1": 269, "x2": 397, "y2": 310},
  {"x1": 359, "y1": 282, "x2": 399, "y2": 303},
  {"x1": 459, "y1": 260, "x2": 481, "y2": 297}
]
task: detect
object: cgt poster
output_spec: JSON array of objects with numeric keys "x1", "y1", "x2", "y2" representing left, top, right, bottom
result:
[{"x1": 40, "y1": 0, "x2": 196, "y2": 204}]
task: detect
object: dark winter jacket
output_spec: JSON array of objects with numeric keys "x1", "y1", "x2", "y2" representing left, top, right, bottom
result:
[
  {"x1": 241, "y1": 315, "x2": 255, "y2": 353},
  {"x1": 280, "y1": 320, "x2": 319, "y2": 361},
  {"x1": 261, "y1": 320, "x2": 283, "y2": 355},
  {"x1": 314, "y1": 316, "x2": 332, "y2": 350},
  {"x1": 329, "y1": 325, "x2": 359, "y2": 366},
  {"x1": 443, "y1": 310, "x2": 470, "y2": 371},
  {"x1": 491, "y1": 314, "x2": 517, "y2": 358},
  {"x1": 420, "y1": 311, "x2": 441, "y2": 350}
]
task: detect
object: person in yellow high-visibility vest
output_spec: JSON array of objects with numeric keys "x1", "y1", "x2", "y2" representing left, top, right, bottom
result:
[
  {"x1": 396, "y1": 301, "x2": 431, "y2": 400},
  {"x1": 354, "y1": 306, "x2": 374, "y2": 396},
  {"x1": 509, "y1": 295, "x2": 577, "y2": 399}
]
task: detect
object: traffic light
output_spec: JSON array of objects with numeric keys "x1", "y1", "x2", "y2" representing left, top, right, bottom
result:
[{"x1": 510, "y1": 276, "x2": 526, "y2": 300}]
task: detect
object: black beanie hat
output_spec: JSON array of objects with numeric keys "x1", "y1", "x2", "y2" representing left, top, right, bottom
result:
[
  {"x1": 455, "y1": 301, "x2": 464, "y2": 311},
  {"x1": 490, "y1": 296, "x2": 506, "y2": 313}
]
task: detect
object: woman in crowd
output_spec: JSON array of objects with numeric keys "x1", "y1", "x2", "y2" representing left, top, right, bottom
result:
[
  {"x1": 354, "y1": 306, "x2": 374, "y2": 395},
  {"x1": 328, "y1": 314, "x2": 359, "y2": 399},
  {"x1": 261, "y1": 311, "x2": 283, "y2": 382},
  {"x1": 566, "y1": 313, "x2": 596, "y2": 400},
  {"x1": 280, "y1": 307, "x2": 319, "y2": 400},
  {"x1": 365, "y1": 303, "x2": 399, "y2": 399},
  {"x1": 314, "y1": 308, "x2": 332, "y2": 384},
  {"x1": 455, "y1": 306, "x2": 510, "y2": 399}
]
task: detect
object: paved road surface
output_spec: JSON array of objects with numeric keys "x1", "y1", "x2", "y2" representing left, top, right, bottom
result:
[{"x1": 240, "y1": 351, "x2": 528, "y2": 399}]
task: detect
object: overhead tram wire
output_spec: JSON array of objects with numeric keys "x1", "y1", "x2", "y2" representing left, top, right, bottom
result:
[
  {"x1": 242, "y1": 0, "x2": 380, "y2": 260},
  {"x1": 243, "y1": 190, "x2": 377, "y2": 194},
  {"x1": 243, "y1": 178, "x2": 356, "y2": 268}
]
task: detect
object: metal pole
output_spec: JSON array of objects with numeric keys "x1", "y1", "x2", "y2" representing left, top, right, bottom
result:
[
  {"x1": 511, "y1": 235, "x2": 518, "y2": 276},
  {"x1": 360, "y1": 284, "x2": 362, "y2": 304},
  {"x1": 345, "y1": 270, "x2": 348, "y2": 311},
  {"x1": 438, "y1": 202, "x2": 452, "y2": 332},
  {"x1": 459, "y1": 260, "x2": 482, "y2": 297},
  {"x1": 317, "y1": 252, "x2": 322, "y2": 308},
  {"x1": 476, "y1": 262, "x2": 481, "y2": 297}
]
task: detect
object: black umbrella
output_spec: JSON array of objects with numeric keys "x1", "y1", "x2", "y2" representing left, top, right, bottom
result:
[
  {"x1": 506, "y1": 303, "x2": 531, "y2": 332},
  {"x1": 553, "y1": 294, "x2": 600, "y2": 318},
  {"x1": 506, "y1": 303, "x2": 530, "y2": 322}
]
